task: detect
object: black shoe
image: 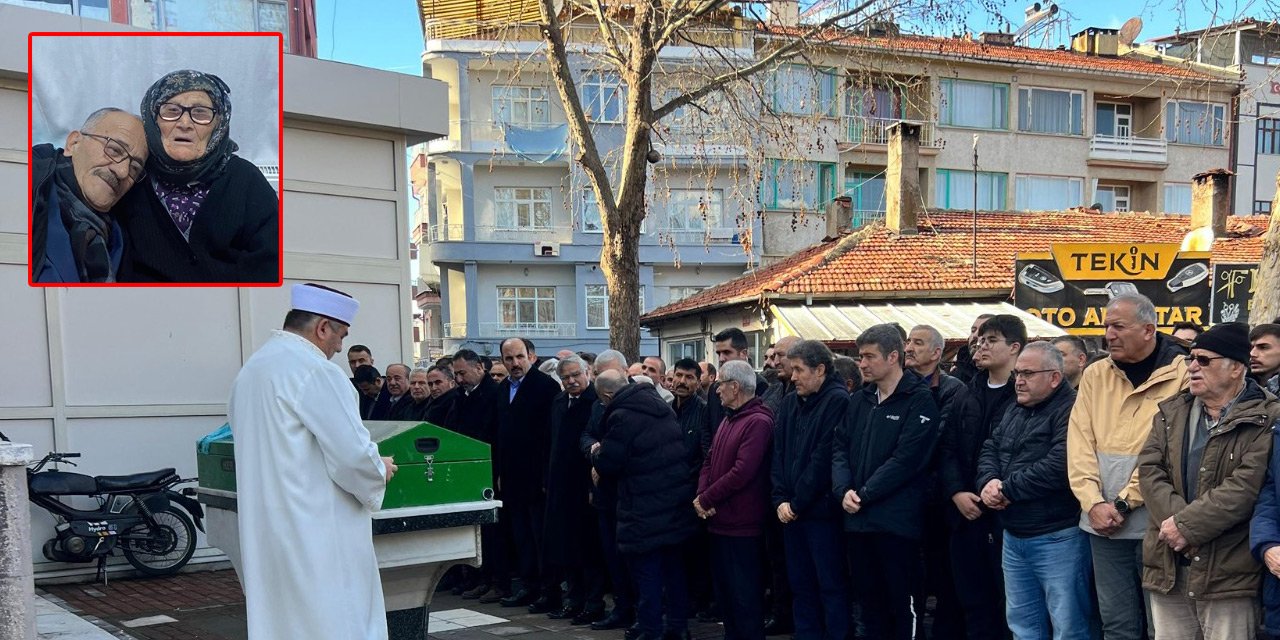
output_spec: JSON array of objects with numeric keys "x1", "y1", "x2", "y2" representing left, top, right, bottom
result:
[
  {"x1": 624, "y1": 623, "x2": 643, "y2": 640},
  {"x1": 500, "y1": 589, "x2": 537, "y2": 607},
  {"x1": 547, "y1": 602, "x2": 582, "y2": 620},
  {"x1": 763, "y1": 616, "x2": 794, "y2": 636},
  {"x1": 461, "y1": 583, "x2": 490, "y2": 600},
  {"x1": 591, "y1": 610, "x2": 635, "y2": 631},
  {"x1": 478, "y1": 588, "x2": 510, "y2": 605},
  {"x1": 572, "y1": 608, "x2": 608, "y2": 626},
  {"x1": 528, "y1": 596, "x2": 562, "y2": 614}
]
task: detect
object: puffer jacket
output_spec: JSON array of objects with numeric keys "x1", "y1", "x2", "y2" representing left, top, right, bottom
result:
[
  {"x1": 975, "y1": 382, "x2": 1080, "y2": 537},
  {"x1": 1249, "y1": 396, "x2": 1280, "y2": 635},
  {"x1": 1068, "y1": 333, "x2": 1188, "y2": 539},
  {"x1": 594, "y1": 382, "x2": 698, "y2": 553},
  {"x1": 1139, "y1": 379, "x2": 1277, "y2": 599}
]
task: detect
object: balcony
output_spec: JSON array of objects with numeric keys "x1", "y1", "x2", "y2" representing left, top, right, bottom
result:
[
  {"x1": 479, "y1": 322, "x2": 577, "y2": 337},
  {"x1": 425, "y1": 224, "x2": 574, "y2": 244},
  {"x1": 842, "y1": 117, "x2": 942, "y2": 149},
  {"x1": 427, "y1": 120, "x2": 568, "y2": 160},
  {"x1": 652, "y1": 128, "x2": 746, "y2": 159},
  {"x1": 651, "y1": 227, "x2": 743, "y2": 245},
  {"x1": 1088, "y1": 134, "x2": 1168, "y2": 166}
]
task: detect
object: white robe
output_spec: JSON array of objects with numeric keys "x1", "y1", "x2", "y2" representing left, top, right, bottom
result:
[{"x1": 228, "y1": 330, "x2": 388, "y2": 640}]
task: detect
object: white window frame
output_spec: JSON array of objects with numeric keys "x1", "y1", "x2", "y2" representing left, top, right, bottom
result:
[
  {"x1": 1017, "y1": 86, "x2": 1084, "y2": 136},
  {"x1": 583, "y1": 72, "x2": 626, "y2": 123},
  {"x1": 939, "y1": 78, "x2": 1009, "y2": 130},
  {"x1": 1163, "y1": 182, "x2": 1193, "y2": 215},
  {"x1": 1095, "y1": 101, "x2": 1133, "y2": 138},
  {"x1": 667, "y1": 338, "x2": 705, "y2": 364},
  {"x1": 497, "y1": 286, "x2": 557, "y2": 327},
  {"x1": 494, "y1": 187, "x2": 553, "y2": 230},
  {"x1": 669, "y1": 286, "x2": 705, "y2": 303},
  {"x1": 660, "y1": 189, "x2": 724, "y2": 231},
  {"x1": 585, "y1": 284, "x2": 644, "y2": 330},
  {"x1": 1095, "y1": 184, "x2": 1131, "y2": 212},
  {"x1": 935, "y1": 169, "x2": 1008, "y2": 210},
  {"x1": 1014, "y1": 174, "x2": 1084, "y2": 211},
  {"x1": 492, "y1": 86, "x2": 552, "y2": 126},
  {"x1": 1165, "y1": 100, "x2": 1227, "y2": 146}
]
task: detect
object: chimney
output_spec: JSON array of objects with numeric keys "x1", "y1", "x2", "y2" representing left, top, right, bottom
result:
[
  {"x1": 1190, "y1": 169, "x2": 1232, "y2": 235},
  {"x1": 1070, "y1": 27, "x2": 1120, "y2": 56},
  {"x1": 886, "y1": 122, "x2": 921, "y2": 236}
]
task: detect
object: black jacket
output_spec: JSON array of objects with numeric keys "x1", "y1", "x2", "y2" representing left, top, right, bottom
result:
[
  {"x1": 425, "y1": 387, "x2": 459, "y2": 427},
  {"x1": 119, "y1": 155, "x2": 278, "y2": 283},
  {"x1": 673, "y1": 394, "x2": 708, "y2": 484},
  {"x1": 545, "y1": 384, "x2": 599, "y2": 565},
  {"x1": 704, "y1": 371, "x2": 770, "y2": 456},
  {"x1": 772, "y1": 376, "x2": 848, "y2": 520},
  {"x1": 939, "y1": 369, "x2": 1014, "y2": 501},
  {"x1": 495, "y1": 368, "x2": 562, "y2": 503},
  {"x1": 593, "y1": 383, "x2": 698, "y2": 554},
  {"x1": 976, "y1": 382, "x2": 1079, "y2": 537},
  {"x1": 580, "y1": 398, "x2": 615, "y2": 509},
  {"x1": 31, "y1": 143, "x2": 59, "y2": 275},
  {"x1": 445, "y1": 375, "x2": 502, "y2": 443},
  {"x1": 832, "y1": 369, "x2": 941, "y2": 539}
]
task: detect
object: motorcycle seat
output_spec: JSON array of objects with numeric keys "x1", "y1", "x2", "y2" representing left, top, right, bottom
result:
[
  {"x1": 29, "y1": 471, "x2": 99, "y2": 496},
  {"x1": 95, "y1": 469, "x2": 178, "y2": 492}
]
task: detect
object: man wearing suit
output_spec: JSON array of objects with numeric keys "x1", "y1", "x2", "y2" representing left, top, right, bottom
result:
[
  {"x1": 448, "y1": 349, "x2": 507, "y2": 601},
  {"x1": 495, "y1": 337, "x2": 564, "y2": 610}
]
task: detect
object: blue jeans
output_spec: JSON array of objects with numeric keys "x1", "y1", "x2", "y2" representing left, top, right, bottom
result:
[
  {"x1": 1003, "y1": 526, "x2": 1095, "y2": 640},
  {"x1": 783, "y1": 519, "x2": 849, "y2": 640}
]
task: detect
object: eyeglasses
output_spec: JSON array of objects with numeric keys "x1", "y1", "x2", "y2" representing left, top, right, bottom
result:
[
  {"x1": 77, "y1": 131, "x2": 145, "y2": 183},
  {"x1": 157, "y1": 103, "x2": 217, "y2": 125},
  {"x1": 1184, "y1": 354, "x2": 1229, "y2": 367},
  {"x1": 1013, "y1": 369, "x2": 1057, "y2": 379},
  {"x1": 976, "y1": 337, "x2": 1007, "y2": 348}
]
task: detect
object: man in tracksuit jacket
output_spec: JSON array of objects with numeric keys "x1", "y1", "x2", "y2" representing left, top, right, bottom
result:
[{"x1": 833, "y1": 324, "x2": 940, "y2": 640}]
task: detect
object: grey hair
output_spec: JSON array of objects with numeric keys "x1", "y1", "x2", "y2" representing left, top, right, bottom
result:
[
  {"x1": 1022, "y1": 341, "x2": 1065, "y2": 374},
  {"x1": 557, "y1": 355, "x2": 588, "y2": 376},
  {"x1": 82, "y1": 106, "x2": 132, "y2": 130},
  {"x1": 788, "y1": 339, "x2": 834, "y2": 374},
  {"x1": 773, "y1": 335, "x2": 801, "y2": 358},
  {"x1": 410, "y1": 367, "x2": 431, "y2": 379},
  {"x1": 596, "y1": 349, "x2": 628, "y2": 371},
  {"x1": 538, "y1": 358, "x2": 560, "y2": 377},
  {"x1": 911, "y1": 324, "x2": 945, "y2": 353},
  {"x1": 386, "y1": 363, "x2": 411, "y2": 377},
  {"x1": 719, "y1": 360, "x2": 757, "y2": 393},
  {"x1": 857, "y1": 324, "x2": 905, "y2": 365},
  {"x1": 1107, "y1": 293, "x2": 1158, "y2": 325},
  {"x1": 595, "y1": 369, "x2": 628, "y2": 396}
]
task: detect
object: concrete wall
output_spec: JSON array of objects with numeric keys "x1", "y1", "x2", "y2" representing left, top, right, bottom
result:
[
  {"x1": 0, "y1": 5, "x2": 448, "y2": 578},
  {"x1": 1236, "y1": 62, "x2": 1280, "y2": 214}
]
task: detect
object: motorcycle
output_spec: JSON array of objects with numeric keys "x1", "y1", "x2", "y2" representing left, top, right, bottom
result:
[{"x1": 3, "y1": 433, "x2": 204, "y2": 580}]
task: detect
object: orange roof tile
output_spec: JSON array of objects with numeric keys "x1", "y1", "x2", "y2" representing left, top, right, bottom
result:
[{"x1": 640, "y1": 210, "x2": 1271, "y2": 324}]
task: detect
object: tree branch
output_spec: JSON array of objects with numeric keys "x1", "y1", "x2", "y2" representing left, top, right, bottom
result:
[
  {"x1": 654, "y1": 0, "x2": 728, "y2": 51},
  {"x1": 582, "y1": 0, "x2": 631, "y2": 68}
]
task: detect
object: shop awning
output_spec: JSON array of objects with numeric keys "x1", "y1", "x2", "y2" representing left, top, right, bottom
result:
[{"x1": 770, "y1": 301, "x2": 1065, "y2": 343}]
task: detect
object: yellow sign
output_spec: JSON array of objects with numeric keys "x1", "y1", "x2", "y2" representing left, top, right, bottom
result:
[
  {"x1": 1024, "y1": 306, "x2": 1205, "y2": 336},
  {"x1": 1050, "y1": 243, "x2": 1182, "y2": 281}
]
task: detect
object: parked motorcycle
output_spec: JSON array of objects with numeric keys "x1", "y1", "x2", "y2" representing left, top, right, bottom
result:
[{"x1": 3, "y1": 433, "x2": 204, "y2": 579}]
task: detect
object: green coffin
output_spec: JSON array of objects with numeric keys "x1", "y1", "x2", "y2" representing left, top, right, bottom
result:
[{"x1": 197, "y1": 421, "x2": 493, "y2": 510}]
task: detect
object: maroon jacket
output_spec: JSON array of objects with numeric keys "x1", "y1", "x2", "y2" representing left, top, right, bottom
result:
[{"x1": 698, "y1": 397, "x2": 775, "y2": 536}]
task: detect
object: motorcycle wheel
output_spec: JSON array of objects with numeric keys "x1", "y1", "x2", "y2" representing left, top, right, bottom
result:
[{"x1": 122, "y1": 505, "x2": 197, "y2": 577}]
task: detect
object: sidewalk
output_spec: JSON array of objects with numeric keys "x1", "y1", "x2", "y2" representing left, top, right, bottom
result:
[{"x1": 36, "y1": 593, "x2": 128, "y2": 639}]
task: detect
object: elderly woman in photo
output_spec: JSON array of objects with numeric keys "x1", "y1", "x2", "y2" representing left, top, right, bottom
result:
[{"x1": 120, "y1": 69, "x2": 278, "y2": 283}]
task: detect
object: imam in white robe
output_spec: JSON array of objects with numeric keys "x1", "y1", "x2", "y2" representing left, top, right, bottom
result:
[{"x1": 228, "y1": 330, "x2": 388, "y2": 640}]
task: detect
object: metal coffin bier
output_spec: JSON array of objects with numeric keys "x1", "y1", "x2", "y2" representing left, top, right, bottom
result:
[
  {"x1": 1015, "y1": 243, "x2": 1211, "y2": 335},
  {"x1": 196, "y1": 421, "x2": 497, "y2": 639}
]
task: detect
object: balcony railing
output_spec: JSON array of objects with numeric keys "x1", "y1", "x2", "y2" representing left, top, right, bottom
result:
[
  {"x1": 480, "y1": 322, "x2": 577, "y2": 337},
  {"x1": 1088, "y1": 134, "x2": 1168, "y2": 164},
  {"x1": 842, "y1": 117, "x2": 942, "y2": 148},
  {"x1": 651, "y1": 227, "x2": 742, "y2": 244},
  {"x1": 425, "y1": 224, "x2": 574, "y2": 244},
  {"x1": 427, "y1": 120, "x2": 568, "y2": 158},
  {"x1": 850, "y1": 210, "x2": 886, "y2": 227}
]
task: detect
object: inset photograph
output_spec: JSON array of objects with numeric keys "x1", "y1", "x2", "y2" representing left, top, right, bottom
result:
[{"x1": 29, "y1": 33, "x2": 282, "y2": 285}]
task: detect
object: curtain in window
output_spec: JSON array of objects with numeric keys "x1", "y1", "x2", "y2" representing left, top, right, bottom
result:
[
  {"x1": 1019, "y1": 89, "x2": 1079, "y2": 135},
  {"x1": 1015, "y1": 175, "x2": 1082, "y2": 210},
  {"x1": 937, "y1": 170, "x2": 1005, "y2": 210},
  {"x1": 1163, "y1": 184, "x2": 1192, "y2": 214},
  {"x1": 1167, "y1": 102, "x2": 1224, "y2": 145},
  {"x1": 945, "y1": 80, "x2": 1005, "y2": 129}
]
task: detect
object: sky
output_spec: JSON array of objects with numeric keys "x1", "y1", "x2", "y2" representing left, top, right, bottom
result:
[{"x1": 312, "y1": 0, "x2": 1262, "y2": 75}]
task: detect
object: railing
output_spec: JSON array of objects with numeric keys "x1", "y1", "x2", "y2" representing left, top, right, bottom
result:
[
  {"x1": 653, "y1": 128, "x2": 746, "y2": 158},
  {"x1": 479, "y1": 322, "x2": 577, "y2": 337},
  {"x1": 423, "y1": 17, "x2": 748, "y2": 50},
  {"x1": 444, "y1": 323, "x2": 468, "y2": 339},
  {"x1": 850, "y1": 210, "x2": 886, "y2": 227},
  {"x1": 426, "y1": 224, "x2": 465, "y2": 243},
  {"x1": 1088, "y1": 134, "x2": 1168, "y2": 164},
  {"x1": 651, "y1": 227, "x2": 742, "y2": 244},
  {"x1": 426, "y1": 120, "x2": 567, "y2": 157},
  {"x1": 842, "y1": 117, "x2": 942, "y2": 148},
  {"x1": 424, "y1": 224, "x2": 574, "y2": 244}
]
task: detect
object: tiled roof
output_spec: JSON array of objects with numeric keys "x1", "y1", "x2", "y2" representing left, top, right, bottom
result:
[
  {"x1": 764, "y1": 30, "x2": 1227, "y2": 82},
  {"x1": 640, "y1": 210, "x2": 1271, "y2": 324}
]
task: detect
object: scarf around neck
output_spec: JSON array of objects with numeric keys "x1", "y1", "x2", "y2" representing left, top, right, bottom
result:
[{"x1": 52, "y1": 158, "x2": 115, "y2": 282}]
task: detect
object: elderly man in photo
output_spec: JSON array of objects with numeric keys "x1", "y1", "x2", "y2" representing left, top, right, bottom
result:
[
  {"x1": 228, "y1": 283, "x2": 397, "y2": 639},
  {"x1": 32, "y1": 107, "x2": 148, "y2": 283},
  {"x1": 1140, "y1": 323, "x2": 1276, "y2": 640}
]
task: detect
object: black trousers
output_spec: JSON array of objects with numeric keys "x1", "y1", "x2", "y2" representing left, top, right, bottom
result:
[
  {"x1": 683, "y1": 523, "x2": 715, "y2": 612},
  {"x1": 920, "y1": 508, "x2": 964, "y2": 640},
  {"x1": 847, "y1": 532, "x2": 920, "y2": 640},
  {"x1": 597, "y1": 505, "x2": 635, "y2": 613},
  {"x1": 507, "y1": 495, "x2": 546, "y2": 593},
  {"x1": 948, "y1": 515, "x2": 1006, "y2": 640},
  {"x1": 763, "y1": 516, "x2": 792, "y2": 620},
  {"x1": 712, "y1": 534, "x2": 766, "y2": 640},
  {"x1": 480, "y1": 519, "x2": 509, "y2": 587}
]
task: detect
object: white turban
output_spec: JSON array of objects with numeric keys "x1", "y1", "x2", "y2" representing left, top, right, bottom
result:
[{"x1": 290, "y1": 283, "x2": 359, "y2": 325}]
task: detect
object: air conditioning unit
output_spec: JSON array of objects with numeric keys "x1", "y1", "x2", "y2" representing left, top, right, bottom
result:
[{"x1": 533, "y1": 241, "x2": 560, "y2": 257}]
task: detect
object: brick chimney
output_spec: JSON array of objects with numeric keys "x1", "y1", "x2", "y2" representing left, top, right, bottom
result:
[
  {"x1": 1190, "y1": 169, "x2": 1232, "y2": 235},
  {"x1": 886, "y1": 122, "x2": 921, "y2": 236}
]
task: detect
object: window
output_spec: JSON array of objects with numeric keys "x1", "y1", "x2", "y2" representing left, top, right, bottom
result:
[
  {"x1": 492, "y1": 86, "x2": 551, "y2": 125},
  {"x1": 935, "y1": 169, "x2": 1007, "y2": 210},
  {"x1": 847, "y1": 84, "x2": 903, "y2": 120},
  {"x1": 1256, "y1": 200, "x2": 1273, "y2": 214},
  {"x1": 498, "y1": 287, "x2": 557, "y2": 327},
  {"x1": 1094, "y1": 185, "x2": 1131, "y2": 212},
  {"x1": 1095, "y1": 103, "x2": 1133, "y2": 138},
  {"x1": 494, "y1": 187, "x2": 552, "y2": 229},
  {"x1": 1259, "y1": 118, "x2": 1280, "y2": 155},
  {"x1": 1163, "y1": 183, "x2": 1192, "y2": 214},
  {"x1": 668, "y1": 339, "x2": 705, "y2": 364},
  {"x1": 1014, "y1": 175, "x2": 1083, "y2": 211},
  {"x1": 585, "y1": 285, "x2": 644, "y2": 329},
  {"x1": 1018, "y1": 87, "x2": 1083, "y2": 135},
  {"x1": 770, "y1": 65, "x2": 836, "y2": 116},
  {"x1": 844, "y1": 172, "x2": 886, "y2": 217},
  {"x1": 939, "y1": 79, "x2": 1008, "y2": 130},
  {"x1": 659, "y1": 190, "x2": 724, "y2": 231},
  {"x1": 762, "y1": 160, "x2": 836, "y2": 210},
  {"x1": 669, "y1": 286, "x2": 705, "y2": 303},
  {"x1": 583, "y1": 73, "x2": 626, "y2": 123},
  {"x1": 1165, "y1": 101, "x2": 1226, "y2": 146}
]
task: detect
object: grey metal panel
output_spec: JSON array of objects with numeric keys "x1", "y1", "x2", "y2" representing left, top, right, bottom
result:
[{"x1": 772, "y1": 301, "x2": 1066, "y2": 343}]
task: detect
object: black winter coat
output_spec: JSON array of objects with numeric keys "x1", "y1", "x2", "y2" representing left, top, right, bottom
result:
[
  {"x1": 594, "y1": 383, "x2": 698, "y2": 554},
  {"x1": 772, "y1": 376, "x2": 848, "y2": 520},
  {"x1": 495, "y1": 368, "x2": 562, "y2": 504},
  {"x1": 119, "y1": 155, "x2": 278, "y2": 283},
  {"x1": 445, "y1": 375, "x2": 502, "y2": 443},
  {"x1": 832, "y1": 370, "x2": 941, "y2": 539},
  {"x1": 939, "y1": 370, "x2": 1013, "y2": 500},
  {"x1": 673, "y1": 394, "x2": 708, "y2": 484},
  {"x1": 544, "y1": 384, "x2": 599, "y2": 565},
  {"x1": 425, "y1": 387, "x2": 459, "y2": 427},
  {"x1": 976, "y1": 382, "x2": 1080, "y2": 537}
]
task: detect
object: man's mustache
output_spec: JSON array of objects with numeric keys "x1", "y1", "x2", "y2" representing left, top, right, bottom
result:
[{"x1": 94, "y1": 168, "x2": 122, "y2": 192}]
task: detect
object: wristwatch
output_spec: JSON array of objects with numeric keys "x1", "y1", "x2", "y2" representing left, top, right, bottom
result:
[{"x1": 1114, "y1": 498, "x2": 1131, "y2": 514}]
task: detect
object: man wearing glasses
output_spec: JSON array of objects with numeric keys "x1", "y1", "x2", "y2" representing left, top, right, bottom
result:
[
  {"x1": 31, "y1": 107, "x2": 147, "y2": 282},
  {"x1": 1068, "y1": 293, "x2": 1188, "y2": 640}
]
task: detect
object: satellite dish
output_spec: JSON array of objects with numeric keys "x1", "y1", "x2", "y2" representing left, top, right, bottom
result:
[{"x1": 1119, "y1": 16, "x2": 1144, "y2": 46}]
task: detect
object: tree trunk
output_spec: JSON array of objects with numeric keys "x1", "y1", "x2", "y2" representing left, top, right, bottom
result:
[{"x1": 1253, "y1": 175, "x2": 1280, "y2": 324}]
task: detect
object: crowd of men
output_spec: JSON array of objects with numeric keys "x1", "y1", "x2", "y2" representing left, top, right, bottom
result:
[{"x1": 350, "y1": 294, "x2": 1280, "y2": 640}]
